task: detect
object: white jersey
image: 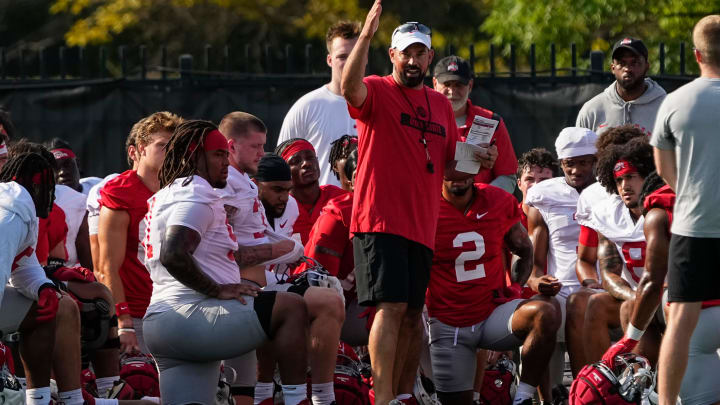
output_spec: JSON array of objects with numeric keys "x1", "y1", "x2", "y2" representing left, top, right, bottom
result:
[
  {"x1": 526, "y1": 177, "x2": 582, "y2": 297},
  {"x1": 80, "y1": 177, "x2": 103, "y2": 195},
  {"x1": 576, "y1": 181, "x2": 612, "y2": 226},
  {"x1": 0, "y1": 182, "x2": 53, "y2": 303},
  {"x1": 270, "y1": 195, "x2": 299, "y2": 238},
  {"x1": 54, "y1": 184, "x2": 87, "y2": 267},
  {"x1": 277, "y1": 85, "x2": 357, "y2": 188},
  {"x1": 219, "y1": 166, "x2": 269, "y2": 246},
  {"x1": 586, "y1": 195, "x2": 646, "y2": 289},
  {"x1": 86, "y1": 173, "x2": 120, "y2": 236},
  {"x1": 145, "y1": 176, "x2": 240, "y2": 314}
]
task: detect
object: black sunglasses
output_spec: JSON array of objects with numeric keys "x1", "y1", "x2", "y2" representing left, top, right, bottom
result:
[{"x1": 393, "y1": 22, "x2": 432, "y2": 37}]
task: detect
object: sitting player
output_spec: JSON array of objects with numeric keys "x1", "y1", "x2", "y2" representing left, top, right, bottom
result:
[
  {"x1": 427, "y1": 175, "x2": 560, "y2": 405},
  {"x1": 577, "y1": 137, "x2": 660, "y2": 365},
  {"x1": 255, "y1": 154, "x2": 298, "y2": 239},
  {"x1": 275, "y1": 138, "x2": 347, "y2": 244}
]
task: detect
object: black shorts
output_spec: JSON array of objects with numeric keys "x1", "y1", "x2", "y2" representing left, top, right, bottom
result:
[
  {"x1": 668, "y1": 234, "x2": 720, "y2": 302},
  {"x1": 353, "y1": 232, "x2": 433, "y2": 309}
]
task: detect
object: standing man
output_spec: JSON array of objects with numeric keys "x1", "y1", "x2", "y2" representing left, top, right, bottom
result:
[
  {"x1": 278, "y1": 21, "x2": 361, "y2": 187},
  {"x1": 576, "y1": 37, "x2": 666, "y2": 135},
  {"x1": 650, "y1": 15, "x2": 720, "y2": 405},
  {"x1": 433, "y1": 55, "x2": 518, "y2": 193},
  {"x1": 341, "y1": 2, "x2": 495, "y2": 403}
]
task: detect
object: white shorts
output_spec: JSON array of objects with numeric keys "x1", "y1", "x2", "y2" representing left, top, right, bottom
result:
[{"x1": 428, "y1": 300, "x2": 523, "y2": 393}]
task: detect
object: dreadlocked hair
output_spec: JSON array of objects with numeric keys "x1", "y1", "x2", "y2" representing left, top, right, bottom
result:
[
  {"x1": 639, "y1": 171, "x2": 666, "y2": 210},
  {"x1": 9, "y1": 139, "x2": 58, "y2": 172},
  {"x1": 159, "y1": 120, "x2": 218, "y2": 189},
  {"x1": 328, "y1": 135, "x2": 358, "y2": 180},
  {"x1": 596, "y1": 137, "x2": 655, "y2": 195},
  {"x1": 0, "y1": 152, "x2": 55, "y2": 216}
]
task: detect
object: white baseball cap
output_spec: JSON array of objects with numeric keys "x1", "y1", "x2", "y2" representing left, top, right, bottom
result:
[
  {"x1": 555, "y1": 127, "x2": 598, "y2": 159},
  {"x1": 391, "y1": 22, "x2": 432, "y2": 51}
]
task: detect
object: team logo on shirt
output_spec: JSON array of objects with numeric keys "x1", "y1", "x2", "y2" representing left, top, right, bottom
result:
[
  {"x1": 416, "y1": 106, "x2": 427, "y2": 118},
  {"x1": 399, "y1": 113, "x2": 446, "y2": 137}
]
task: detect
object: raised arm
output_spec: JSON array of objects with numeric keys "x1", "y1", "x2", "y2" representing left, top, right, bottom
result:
[
  {"x1": 341, "y1": 0, "x2": 381, "y2": 108},
  {"x1": 597, "y1": 233, "x2": 634, "y2": 301}
]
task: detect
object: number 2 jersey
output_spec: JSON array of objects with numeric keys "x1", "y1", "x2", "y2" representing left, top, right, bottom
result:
[
  {"x1": 427, "y1": 183, "x2": 521, "y2": 327},
  {"x1": 580, "y1": 193, "x2": 645, "y2": 288}
]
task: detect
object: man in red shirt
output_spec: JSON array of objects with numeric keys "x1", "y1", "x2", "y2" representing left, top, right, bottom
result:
[
  {"x1": 433, "y1": 55, "x2": 518, "y2": 194},
  {"x1": 98, "y1": 111, "x2": 183, "y2": 354},
  {"x1": 275, "y1": 138, "x2": 347, "y2": 245},
  {"x1": 341, "y1": 2, "x2": 497, "y2": 403},
  {"x1": 428, "y1": 176, "x2": 558, "y2": 405}
]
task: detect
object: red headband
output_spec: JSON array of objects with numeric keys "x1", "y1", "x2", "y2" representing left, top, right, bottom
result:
[
  {"x1": 188, "y1": 129, "x2": 229, "y2": 156},
  {"x1": 52, "y1": 148, "x2": 76, "y2": 160},
  {"x1": 281, "y1": 139, "x2": 315, "y2": 162},
  {"x1": 613, "y1": 159, "x2": 638, "y2": 178}
]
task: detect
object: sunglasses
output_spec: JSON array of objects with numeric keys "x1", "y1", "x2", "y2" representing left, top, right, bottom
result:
[{"x1": 393, "y1": 22, "x2": 432, "y2": 37}]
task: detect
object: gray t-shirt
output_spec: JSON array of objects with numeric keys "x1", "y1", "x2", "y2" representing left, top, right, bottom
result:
[{"x1": 650, "y1": 77, "x2": 720, "y2": 237}]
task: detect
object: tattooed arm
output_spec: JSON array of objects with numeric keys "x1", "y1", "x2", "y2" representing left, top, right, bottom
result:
[
  {"x1": 598, "y1": 232, "x2": 634, "y2": 301},
  {"x1": 234, "y1": 240, "x2": 295, "y2": 269},
  {"x1": 160, "y1": 225, "x2": 221, "y2": 297},
  {"x1": 504, "y1": 222, "x2": 533, "y2": 286}
]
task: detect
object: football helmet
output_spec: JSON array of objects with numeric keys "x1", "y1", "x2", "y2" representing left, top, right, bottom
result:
[{"x1": 570, "y1": 353, "x2": 655, "y2": 405}]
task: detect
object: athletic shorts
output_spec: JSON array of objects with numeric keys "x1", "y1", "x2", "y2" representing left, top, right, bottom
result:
[
  {"x1": 679, "y1": 306, "x2": 720, "y2": 405},
  {"x1": 0, "y1": 286, "x2": 34, "y2": 337},
  {"x1": 353, "y1": 232, "x2": 433, "y2": 309},
  {"x1": 143, "y1": 293, "x2": 275, "y2": 405},
  {"x1": 428, "y1": 299, "x2": 523, "y2": 393},
  {"x1": 668, "y1": 234, "x2": 720, "y2": 302}
]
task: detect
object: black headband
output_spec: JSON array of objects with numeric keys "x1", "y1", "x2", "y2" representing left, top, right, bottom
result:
[{"x1": 254, "y1": 153, "x2": 291, "y2": 182}]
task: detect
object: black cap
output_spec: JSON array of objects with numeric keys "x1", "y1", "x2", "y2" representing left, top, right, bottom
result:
[
  {"x1": 433, "y1": 55, "x2": 473, "y2": 85},
  {"x1": 254, "y1": 153, "x2": 291, "y2": 182},
  {"x1": 611, "y1": 37, "x2": 648, "y2": 60}
]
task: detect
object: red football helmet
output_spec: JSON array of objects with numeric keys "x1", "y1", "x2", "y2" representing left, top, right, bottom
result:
[{"x1": 570, "y1": 353, "x2": 655, "y2": 405}]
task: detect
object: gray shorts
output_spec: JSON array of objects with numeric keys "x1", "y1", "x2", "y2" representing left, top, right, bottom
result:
[
  {"x1": 0, "y1": 286, "x2": 34, "y2": 337},
  {"x1": 679, "y1": 306, "x2": 720, "y2": 405},
  {"x1": 143, "y1": 297, "x2": 268, "y2": 405},
  {"x1": 131, "y1": 316, "x2": 150, "y2": 355},
  {"x1": 428, "y1": 300, "x2": 523, "y2": 393}
]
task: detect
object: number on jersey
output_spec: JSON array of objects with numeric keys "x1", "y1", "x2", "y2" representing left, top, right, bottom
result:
[
  {"x1": 453, "y1": 231, "x2": 486, "y2": 282},
  {"x1": 621, "y1": 241, "x2": 646, "y2": 283}
]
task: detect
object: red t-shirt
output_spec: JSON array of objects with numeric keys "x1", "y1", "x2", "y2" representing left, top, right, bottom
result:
[
  {"x1": 427, "y1": 183, "x2": 521, "y2": 327},
  {"x1": 293, "y1": 184, "x2": 347, "y2": 246},
  {"x1": 297, "y1": 193, "x2": 354, "y2": 281},
  {"x1": 36, "y1": 203, "x2": 68, "y2": 264},
  {"x1": 458, "y1": 101, "x2": 518, "y2": 184},
  {"x1": 99, "y1": 170, "x2": 154, "y2": 318},
  {"x1": 348, "y1": 75, "x2": 458, "y2": 250}
]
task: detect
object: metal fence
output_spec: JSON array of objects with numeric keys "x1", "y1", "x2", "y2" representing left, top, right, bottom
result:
[{"x1": 0, "y1": 41, "x2": 699, "y2": 83}]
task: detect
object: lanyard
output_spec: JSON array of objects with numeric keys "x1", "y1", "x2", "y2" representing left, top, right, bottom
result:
[{"x1": 394, "y1": 82, "x2": 435, "y2": 173}]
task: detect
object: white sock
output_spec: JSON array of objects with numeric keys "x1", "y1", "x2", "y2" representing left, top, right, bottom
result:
[
  {"x1": 140, "y1": 397, "x2": 161, "y2": 404},
  {"x1": 254, "y1": 381, "x2": 275, "y2": 404},
  {"x1": 311, "y1": 382, "x2": 335, "y2": 405},
  {"x1": 96, "y1": 376, "x2": 119, "y2": 397},
  {"x1": 282, "y1": 383, "x2": 307, "y2": 405},
  {"x1": 57, "y1": 388, "x2": 84, "y2": 405},
  {"x1": 513, "y1": 382, "x2": 536, "y2": 404},
  {"x1": 26, "y1": 387, "x2": 51, "y2": 405},
  {"x1": 396, "y1": 393, "x2": 412, "y2": 400},
  {"x1": 94, "y1": 399, "x2": 119, "y2": 405},
  {"x1": 473, "y1": 391, "x2": 481, "y2": 401}
]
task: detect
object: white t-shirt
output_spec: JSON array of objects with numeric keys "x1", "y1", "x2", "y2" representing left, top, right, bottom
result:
[
  {"x1": 54, "y1": 184, "x2": 87, "y2": 267},
  {"x1": 525, "y1": 177, "x2": 582, "y2": 297},
  {"x1": 220, "y1": 166, "x2": 270, "y2": 246},
  {"x1": 277, "y1": 85, "x2": 357, "y2": 188},
  {"x1": 145, "y1": 176, "x2": 240, "y2": 314},
  {"x1": 585, "y1": 195, "x2": 646, "y2": 289},
  {"x1": 80, "y1": 177, "x2": 103, "y2": 195},
  {"x1": 0, "y1": 182, "x2": 53, "y2": 303},
  {"x1": 86, "y1": 173, "x2": 120, "y2": 236}
]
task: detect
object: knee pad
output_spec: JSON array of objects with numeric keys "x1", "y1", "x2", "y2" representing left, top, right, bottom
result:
[{"x1": 76, "y1": 297, "x2": 112, "y2": 351}]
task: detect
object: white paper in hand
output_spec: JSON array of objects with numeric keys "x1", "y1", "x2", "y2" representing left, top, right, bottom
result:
[
  {"x1": 466, "y1": 115, "x2": 499, "y2": 145},
  {"x1": 454, "y1": 142, "x2": 483, "y2": 174}
]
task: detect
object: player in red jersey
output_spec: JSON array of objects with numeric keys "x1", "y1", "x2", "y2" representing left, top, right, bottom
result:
[
  {"x1": 275, "y1": 138, "x2": 347, "y2": 245},
  {"x1": 575, "y1": 137, "x2": 659, "y2": 365},
  {"x1": 427, "y1": 176, "x2": 559, "y2": 405},
  {"x1": 98, "y1": 111, "x2": 183, "y2": 354}
]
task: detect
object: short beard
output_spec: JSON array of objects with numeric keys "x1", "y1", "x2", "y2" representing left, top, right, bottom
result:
[
  {"x1": 399, "y1": 67, "x2": 426, "y2": 88},
  {"x1": 449, "y1": 185, "x2": 471, "y2": 196},
  {"x1": 617, "y1": 75, "x2": 646, "y2": 92},
  {"x1": 450, "y1": 94, "x2": 468, "y2": 112}
]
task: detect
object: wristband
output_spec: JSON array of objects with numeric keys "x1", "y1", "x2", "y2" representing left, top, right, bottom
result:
[
  {"x1": 626, "y1": 323, "x2": 645, "y2": 341},
  {"x1": 115, "y1": 302, "x2": 131, "y2": 317},
  {"x1": 118, "y1": 328, "x2": 136, "y2": 335}
]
